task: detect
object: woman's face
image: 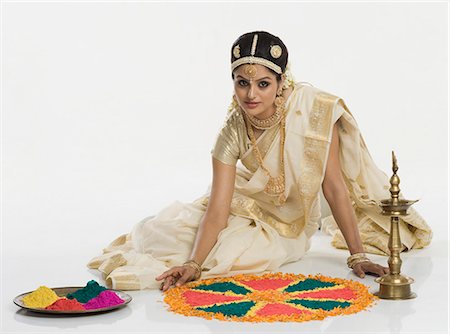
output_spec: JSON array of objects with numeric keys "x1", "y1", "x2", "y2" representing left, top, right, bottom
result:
[{"x1": 233, "y1": 64, "x2": 281, "y2": 120}]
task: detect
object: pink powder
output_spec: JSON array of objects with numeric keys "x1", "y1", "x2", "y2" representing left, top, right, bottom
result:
[
  {"x1": 256, "y1": 303, "x2": 312, "y2": 316},
  {"x1": 83, "y1": 290, "x2": 124, "y2": 310}
]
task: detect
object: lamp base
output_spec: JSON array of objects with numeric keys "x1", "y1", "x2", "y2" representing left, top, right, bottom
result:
[{"x1": 374, "y1": 274, "x2": 417, "y2": 300}]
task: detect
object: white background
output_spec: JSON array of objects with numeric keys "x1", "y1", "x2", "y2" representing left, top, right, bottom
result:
[{"x1": 1, "y1": 1, "x2": 448, "y2": 333}]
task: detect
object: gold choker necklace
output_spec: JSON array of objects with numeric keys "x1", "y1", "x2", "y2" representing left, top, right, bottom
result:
[{"x1": 245, "y1": 108, "x2": 282, "y2": 130}]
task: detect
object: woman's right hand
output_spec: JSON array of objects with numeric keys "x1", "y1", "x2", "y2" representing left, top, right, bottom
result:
[{"x1": 155, "y1": 265, "x2": 198, "y2": 292}]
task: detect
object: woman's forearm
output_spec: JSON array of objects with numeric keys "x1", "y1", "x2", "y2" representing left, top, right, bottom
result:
[
  {"x1": 188, "y1": 157, "x2": 236, "y2": 267},
  {"x1": 324, "y1": 190, "x2": 365, "y2": 254},
  {"x1": 322, "y1": 122, "x2": 365, "y2": 255},
  {"x1": 188, "y1": 211, "x2": 229, "y2": 266}
]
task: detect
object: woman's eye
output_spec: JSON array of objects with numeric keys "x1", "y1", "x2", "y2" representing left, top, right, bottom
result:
[
  {"x1": 238, "y1": 80, "x2": 248, "y2": 86},
  {"x1": 259, "y1": 81, "x2": 269, "y2": 88}
]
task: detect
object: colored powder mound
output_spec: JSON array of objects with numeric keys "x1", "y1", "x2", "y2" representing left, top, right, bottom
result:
[
  {"x1": 45, "y1": 298, "x2": 85, "y2": 311},
  {"x1": 66, "y1": 280, "x2": 107, "y2": 303},
  {"x1": 83, "y1": 290, "x2": 125, "y2": 310},
  {"x1": 22, "y1": 286, "x2": 60, "y2": 308}
]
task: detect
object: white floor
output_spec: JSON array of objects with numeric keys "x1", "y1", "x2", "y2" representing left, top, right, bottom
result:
[{"x1": 2, "y1": 229, "x2": 448, "y2": 334}]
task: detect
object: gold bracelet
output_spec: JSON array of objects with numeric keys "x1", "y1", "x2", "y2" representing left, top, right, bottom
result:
[
  {"x1": 347, "y1": 253, "x2": 370, "y2": 269},
  {"x1": 347, "y1": 253, "x2": 367, "y2": 267},
  {"x1": 348, "y1": 257, "x2": 370, "y2": 269},
  {"x1": 347, "y1": 252, "x2": 367, "y2": 262}
]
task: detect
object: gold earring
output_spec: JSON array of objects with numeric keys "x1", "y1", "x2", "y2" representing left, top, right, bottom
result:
[
  {"x1": 233, "y1": 94, "x2": 239, "y2": 106},
  {"x1": 274, "y1": 94, "x2": 284, "y2": 108},
  {"x1": 228, "y1": 94, "x2": 239, "y2": 113},
  {"x1": 276, "y1": 85, "x2": 283, "y2": 96},
  {"x1": 275, "y1": 85, "x2": 285, "y2": 108}
]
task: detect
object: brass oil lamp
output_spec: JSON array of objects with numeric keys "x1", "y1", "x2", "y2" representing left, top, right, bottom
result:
[{"x1": 374, "y1": 151, "x2": 417, "y2": 299}]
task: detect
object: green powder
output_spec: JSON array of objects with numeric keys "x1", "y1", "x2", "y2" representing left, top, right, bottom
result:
[
  {"x1": 284, "y1": 279, "x2": 336, "y2": 293},
  {"x1": 66, "y1": 280, "x2": 107, "y2": 303},
  {"x1": 287, "y1": 299, "x2": 351, "y2": 311},
  {"x1": 194, "y1": 282, "x2": 251, "y2": 295},
  {"x1": 197, "y1": 301, "x2": 256, "y2": 317}
]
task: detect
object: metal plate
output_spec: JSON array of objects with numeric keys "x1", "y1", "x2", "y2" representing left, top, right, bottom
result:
[{"x1": 13, "y1": 286, "x2": 132, "y2": 315}]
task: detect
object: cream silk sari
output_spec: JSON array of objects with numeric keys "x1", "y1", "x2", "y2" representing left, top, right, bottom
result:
[{"x1": 87, "y1": 82, "x2": 432, "y2": 290}]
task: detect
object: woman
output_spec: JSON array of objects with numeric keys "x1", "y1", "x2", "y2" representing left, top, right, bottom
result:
[{"x1": 87, "y1": 31, "x2": 432, "y2": 292}]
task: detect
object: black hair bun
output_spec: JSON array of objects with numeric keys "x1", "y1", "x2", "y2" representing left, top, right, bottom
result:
[{"x1": 231, "y1": 31, "x2": 288, "y2": 74}]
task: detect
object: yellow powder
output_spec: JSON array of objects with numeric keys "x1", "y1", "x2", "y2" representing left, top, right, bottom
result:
[{"x1": 22, "y1": 286, "x2": 60, "y2": 308}]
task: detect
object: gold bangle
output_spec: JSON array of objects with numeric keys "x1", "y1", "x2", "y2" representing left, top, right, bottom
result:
[
  {"x1": 347, "y1": 253, "x2": 370, "y2": 269},
  {"x1": 183, "y1": 259, "x2": 201, "y2": 268},
  {"x1": 347, "y1": 253, "x2": 366, "y2": 263},
  {"x1": 348, "y1": 258, "x2": 370, "y2": 269},
  {"x1": 347, "y1": 256, "x2": 368, "y2": 267}
]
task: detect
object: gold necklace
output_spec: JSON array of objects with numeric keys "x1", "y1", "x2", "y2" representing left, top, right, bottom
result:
[
  {"x1": 243, "y1": 95, "x2": 287, "y2": 205},
  {"x1": 245, "y1": 108, "x2": 282, "y2": 130}
]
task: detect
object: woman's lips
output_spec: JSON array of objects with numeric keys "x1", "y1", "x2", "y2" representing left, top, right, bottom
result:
[{"x1": 245, "y1": 102, "x2": 260, "y2": 109}]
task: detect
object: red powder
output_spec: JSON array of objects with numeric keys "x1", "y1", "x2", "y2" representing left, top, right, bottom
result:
[
  {"x1": 45, "y1": 298, "x2": 85, "y2": 311},
  {"x1": 83, "y1": 290, "x2": 124, "y2": 310}
]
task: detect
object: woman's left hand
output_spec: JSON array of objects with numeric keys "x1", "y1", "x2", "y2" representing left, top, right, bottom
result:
[{"x1": 353, "y1": 260, "x2": 389, "y2": 278}]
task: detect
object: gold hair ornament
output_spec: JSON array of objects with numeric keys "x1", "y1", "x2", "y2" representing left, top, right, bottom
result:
[
  {"x1": 233, "y1": 45, "x2": 241, "y2": 58},
  {"x1": 231, "y1": 56, "x2": 282, "y2": 75},
  {"x1": 270, "y1": 45, "x2": 282, "y2": 59},
  {"x1": 243, "y1": 64, "x2": 258, "y2": 79}
]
